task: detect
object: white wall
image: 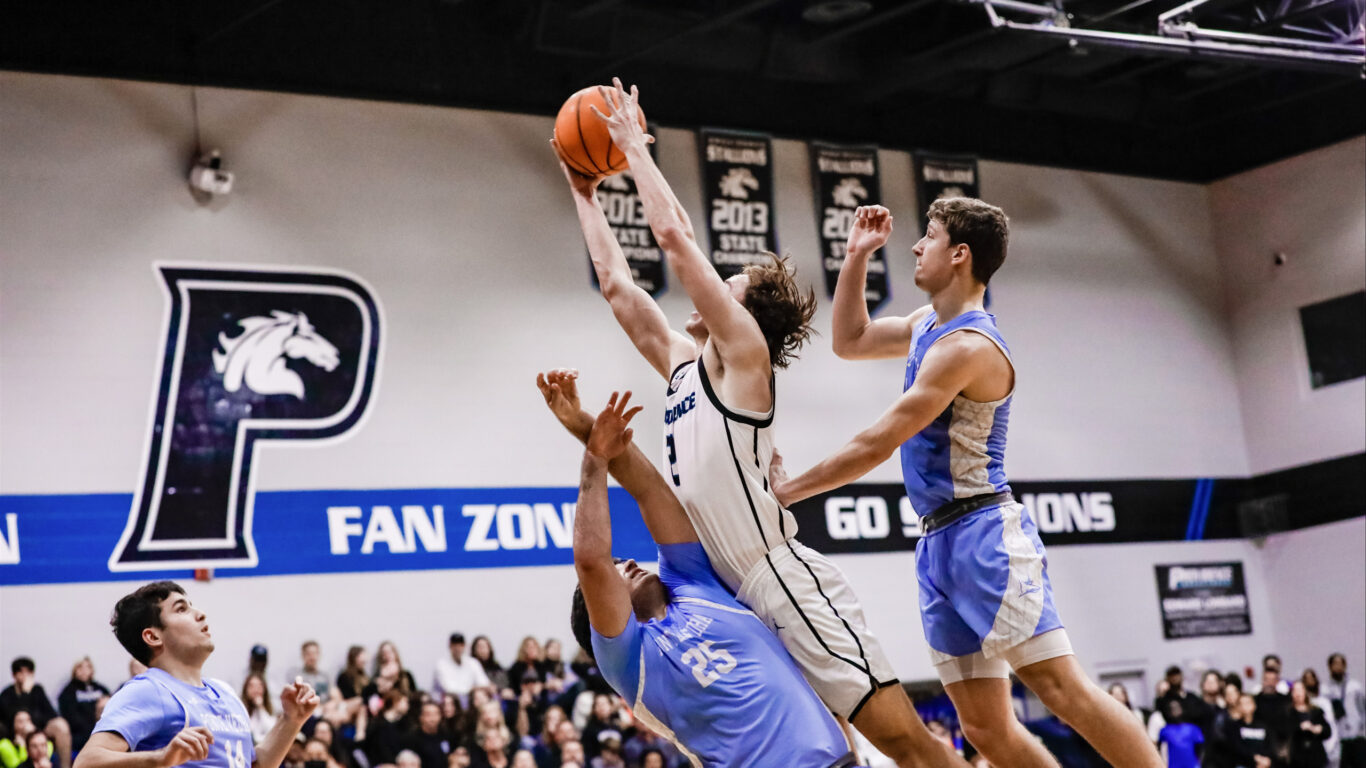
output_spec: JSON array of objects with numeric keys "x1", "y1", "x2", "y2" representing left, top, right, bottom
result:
[
  {"x1": 1211, "y1": 137, "x2": 1366, "y2": 474},
  {"x1": 1258, "y1": 517, "x2": 1366, "y2": 681},
  {"x1": 0, "y1": 72, "x2": 1361, "y2": 709}
]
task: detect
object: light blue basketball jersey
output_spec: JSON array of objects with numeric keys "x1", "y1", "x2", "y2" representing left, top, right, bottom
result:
[
  {"x1": 592, "y1": 542, "x2": 849, "y2": 768},
  {"x1": 94, "y1": 668, "x2": 256, "y2": 768},
  {"x1": 900, "y1": 310, "x2": 1013, "y2": 516}
]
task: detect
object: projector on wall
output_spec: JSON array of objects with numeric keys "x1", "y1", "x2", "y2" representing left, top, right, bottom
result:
[{"x1": 189, "y1": 150, "x2": 234, "y2": 196}]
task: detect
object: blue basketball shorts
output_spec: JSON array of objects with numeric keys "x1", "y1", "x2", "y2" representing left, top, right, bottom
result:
[{"x1": 916, "y1": 501, "x2": 1065, "y2": 668}]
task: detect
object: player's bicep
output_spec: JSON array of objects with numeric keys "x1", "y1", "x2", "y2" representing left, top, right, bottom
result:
[
  {"x1": 879, "y1": 341, "x2": 978, "y2": 444},
  {"x1": 82, "y1": 733, "x2": 131, "y2": 754},
  {"x1": 607, "y1": 285, "x2": 692, "y2": 379},
  {"x1": 576, "y1": 560, "x2": 633, "y2": 640},
  {"x1": 837, "y1": 314, "x2": 917, "y2": 360}
]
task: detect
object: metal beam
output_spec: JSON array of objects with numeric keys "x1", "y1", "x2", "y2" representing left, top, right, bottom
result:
[{"x1": 809, "y1": 0, "x2": 939, "y2": 46}]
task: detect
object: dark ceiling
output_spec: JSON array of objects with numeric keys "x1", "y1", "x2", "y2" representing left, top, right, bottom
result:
[{"x1": 4, "y1": 0, "x2": 1364, "y2": 181}]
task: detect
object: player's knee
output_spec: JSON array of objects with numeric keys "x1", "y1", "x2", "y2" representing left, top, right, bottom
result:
[{"x1": 958, "y1": 717, "x2": 1008, "y2": 757}]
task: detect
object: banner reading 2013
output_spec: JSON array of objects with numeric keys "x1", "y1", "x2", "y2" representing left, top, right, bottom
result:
[
  {"x1": 811, "y1": 143, "x2": 888, "y2": 314},
  {"x1": 699, "y1": 129, "x2": 777, "y2": 280}
]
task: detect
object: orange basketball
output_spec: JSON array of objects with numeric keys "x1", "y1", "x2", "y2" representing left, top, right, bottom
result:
[{"x1": 553, "y1": 85, "x2": 647, "y2": 178}]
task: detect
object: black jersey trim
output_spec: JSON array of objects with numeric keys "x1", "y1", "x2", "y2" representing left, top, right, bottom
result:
[
  {"x1": 721, "y1": 419, "x2": 873, "y2": 680},
  {"x1": 697, "y1": 356, "x2": 773, "y2": 428},
  {"x1": 666, "y1": 360, "x2": 694, "y2": 396},
  {"x1": 848, "y1": 678, "x2": 901, "y2": 722}
]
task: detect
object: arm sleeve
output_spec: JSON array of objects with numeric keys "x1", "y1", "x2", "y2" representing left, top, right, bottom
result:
[
  {"x1": 93, "y1": 680, "x2": 168, "y2": 750},
  {"x1": 590, "y1": 615, "x2": 644, "y2": 704}
]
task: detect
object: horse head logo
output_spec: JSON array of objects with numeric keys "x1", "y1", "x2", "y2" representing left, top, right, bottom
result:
[
  {"x1": 832, "y1": 178, "x2": 868, "y2": 209},
  {"x1": 718, "y1": 168, "x2": 760, "y2": 200},
  {"x1": 212, "y1": 310, "x2": 340, "y2": 399}
]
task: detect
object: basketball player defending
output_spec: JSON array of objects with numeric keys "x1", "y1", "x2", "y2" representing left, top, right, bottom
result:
[
  {"x1": 769, "y1": 202, "x2": 1161, "y2": 768},
  {"x1": 74, "y1": 583, "x2": 319, "y2": 768},
  {"x1": 542, "y1": 379, "x2": 855, "y2": 767},
  {"x1": 553, "y1": 78, "x2": 966, "y2": 768}
]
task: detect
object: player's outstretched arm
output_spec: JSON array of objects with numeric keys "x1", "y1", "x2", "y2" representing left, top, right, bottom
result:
[
  {"x1": 75, "y1": 730, "x2": 212, "y2": 768},
  {"x1": 553, "y1": 147, "x2": 694, "y2": 380},
  {"x1": 253, "y1": 680, "x2": 320, "y2": 768},
  {"x1": 574, "y1": 393, "x2": 641, "y2": 639},
  {"x1": 832, "y1": 206, "x2": 919, "y2": 360},
  {"x1": 537, "y1": 370, "x2": 697, "y2": 545},
  {"x1": 771, "y1": 334, "x2": 982, "y2": 506},
  {"x1": 592, "y1": 78, "x2": 769, "y2": 368}
]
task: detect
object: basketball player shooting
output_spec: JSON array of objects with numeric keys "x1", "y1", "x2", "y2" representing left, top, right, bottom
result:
[
  {"x1": 553, "y1": 78, "x2": 968, "y2": 768},
  {"x1": 769, "y1": 203, "x2": 1161, "y2": 768}
]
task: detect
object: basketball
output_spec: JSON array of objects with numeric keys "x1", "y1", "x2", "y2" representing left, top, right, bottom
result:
[{"x1": 553, "y1": 85, "x2": 647, "y2": 178}]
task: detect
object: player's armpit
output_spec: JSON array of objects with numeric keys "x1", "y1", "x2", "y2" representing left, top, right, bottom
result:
[
  {"x1": 604, "y1": 283, "x2": 696, "y2": 380},
  {"x1": 73, "y1": 733, "x2": 162, "y2": 768}
]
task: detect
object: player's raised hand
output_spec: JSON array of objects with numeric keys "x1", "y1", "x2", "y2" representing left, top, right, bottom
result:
[
  {"x1": 279, "y1": 677, "x2": 321, "y2": 724},
  {"x1": 157, "y1": 726, "x2": 213, "y2": 767},
  {"x1": 586, "y1": 391, "x2": 643, "y2": 460},
  {"x1": 589, "y1": 77, "x2": 654, "y2": 152},
  {"x1": 536, "y1": 368, "x2": 583, "y2": 425},
  {"x1": 551, "y1": 139, "x2": 601, "y2": 200},
  {"x1": 847, "y1": 205, "x2": 893, "y2": 258}
]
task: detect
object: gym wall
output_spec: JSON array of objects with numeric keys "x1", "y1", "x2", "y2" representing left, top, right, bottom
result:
[{"x1": 1, "y1": 72, "x2": 1361, "y2": 696}]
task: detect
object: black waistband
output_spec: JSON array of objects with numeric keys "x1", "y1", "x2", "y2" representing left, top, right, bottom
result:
[{"x1": 922, "y1": 491, "x2": 1016, "y2": 534}]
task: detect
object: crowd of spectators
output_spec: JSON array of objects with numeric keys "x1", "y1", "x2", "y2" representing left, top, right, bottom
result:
[{"x1": 0, "y1": 638, "x2": 1361, "y2": 768}]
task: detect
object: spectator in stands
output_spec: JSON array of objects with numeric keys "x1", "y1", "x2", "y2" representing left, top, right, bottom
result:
[
  {"x1": 1288, "y1": 681, "x2": 1333, "y2": 768},
  {"x1": 1266, "y1": 658, "x2": 1292, "y2": 695},
  {"x1": 365, "y1": 690, "x2": 410, "y2": 767},
  {"x1": 512, "y1": 671, "x2": 549, "y2": 743},
  {"x1": 244, "y1": 645, "x2": 286, "y2": 699},
  {"x1": 538, "y1": 642, "x2": 569, "y2": 700},
  {"x1": 290, "y1": 642, "x2": 333, "y2": 703},
  {"x1": 404, "y1": 701, "x2": 452, "y2": 768},
  {"x1": 511, "y1": 751, "x2": 535, "y2": 768},
  {"x1": 637, "y1": 750, "x2": 664, "y2": 768},
  {"x1": 1, "y1": 712, "x2": 54, "y2": 768},
  {"x1": 435, "y1": 635, "x2": 489, "y2": 707},
  {"x1": 310, "y1": 716, "x2": 359, "y2": 768},
  {"x1": 1108, "y1": 683, "x2": 1145, "y2": 726},
  {"x1": 1238, "y1": 692, "x2": 1277, "y2": 768},
  {"x1": 338, "y1": 647, "x2": 371, "y2": 702},
  {"x1": 507, "y1": 640, "x2": 542, "y2": 699},
  {"x1": 304, "y1": 738, "x2": 344, "y2": 768},
  {"x1": 1206, "y1": 681, "x2": 1250, "y2": 768},
  {"x1": 57, "y1": 658, "x2": 110, "y2": 752},
  {"x1": 1259, "y1": 663, "x2": 1295, "y2": 757},
  {"x1": 621, "y1": 723, "x2": 682, "y2": 768},
  {"x1": 440, "y1": 695, "x2": 465, "y2": 743},
  {"x1": 473, "y1": 729, "x2": 511, "y2": 768},
  {"x1": 1324, "y1": 654, "x2": 1365, "y2": 768},
  {"x1": 366, "y1": 642, "x2": 416, "y2": 702},
  {"x1": 0, "y1": 660, "x2": 70, "y2": 768},
  {"x1": 528, "y1": 708, "x2": 569, "y2": 768},
  {"x1": 578, "y1": 695, "x2": 630, "y2": 761},
  {"x1": 557, "y1": 740, "x2": 584, "y2": 768},
  {"x1": 1158, "y1": 700, "x2": 1204, "y2": 768},
  {"x1": 15, "y1": 731, "x2": 52, "y2": 768},
  {"x1": 1203, "y1": 671, "x2": 1228, "y2": 711},
  {"x1": 1303, "y1": 669, "x2": 1341, "y2": 766},
  {"x1": 243, "y1": 673, "x2": 280, "y2": 744},
  {"x1": 471, "y1": 639, "x2": 511, "y2": 701},
  {"x1": 448, "y1": 746, "x2": 471, "y2": 768},
  {"x1": 588, "y1": 732, "x2": 623, "y2": 768},
  {"x1": 1160, "y1": 666, "x2": 1212, "y2": 729}
]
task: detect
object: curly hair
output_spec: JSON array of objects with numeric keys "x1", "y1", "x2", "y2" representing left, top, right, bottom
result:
[{"x1": 740, "y1": 253, "x2": 817, "y2": 370}]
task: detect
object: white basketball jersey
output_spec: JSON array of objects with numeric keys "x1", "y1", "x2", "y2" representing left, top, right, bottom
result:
[{"x1": 663, "y1": 357, "x2": 797, "y2": 593}]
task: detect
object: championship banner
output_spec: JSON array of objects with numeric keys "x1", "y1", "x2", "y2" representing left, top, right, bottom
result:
[
  {"x1": 699, "y1": 129, "x2": 777, "y2": 280},
  {"x1": 1154, "y1": 562, "x2": 1253, "y2": 639},
  {"x1": 912, "y1": 152, "x2": 980, "y2": 233},
  {"x1": 589, "y1": 136, "x2": 665, "y2": 297},
  {"x1": 809, "y1": 143, "x2": 889, "y2": 314}
]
